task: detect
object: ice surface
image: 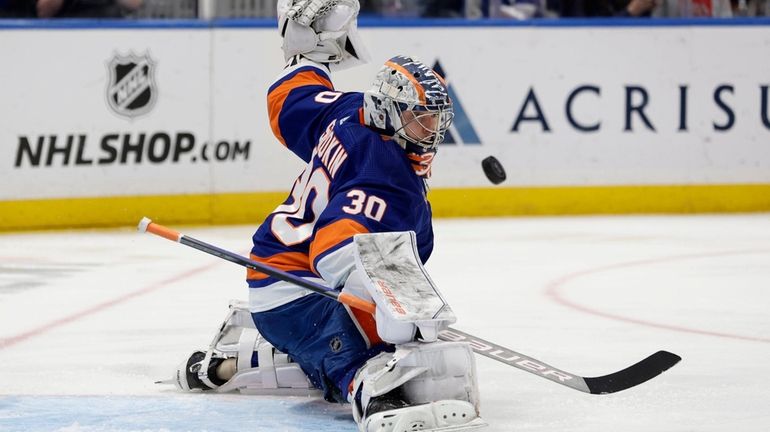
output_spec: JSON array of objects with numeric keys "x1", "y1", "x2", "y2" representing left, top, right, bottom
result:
[{"x1": 1, "y1": 215, "x2": 769, "y2": 431}]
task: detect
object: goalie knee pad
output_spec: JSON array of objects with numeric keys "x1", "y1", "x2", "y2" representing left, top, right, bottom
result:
[{"x1": 350, "y1": 341, "x2": 485, "y2": 432}]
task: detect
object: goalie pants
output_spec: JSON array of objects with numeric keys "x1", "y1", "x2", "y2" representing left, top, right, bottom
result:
[{"x1": 250, "y1": 292, "x2": 393, "y2": 402}]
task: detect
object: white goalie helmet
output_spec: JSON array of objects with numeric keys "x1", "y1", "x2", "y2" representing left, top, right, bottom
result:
[{"x1": 363, "y1": 55, "x2": 454, "y2": 152}]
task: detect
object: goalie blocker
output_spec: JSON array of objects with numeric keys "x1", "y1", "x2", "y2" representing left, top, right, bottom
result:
[{"x1": 347, "y1": 231, "x2": 457, "y2": 344}]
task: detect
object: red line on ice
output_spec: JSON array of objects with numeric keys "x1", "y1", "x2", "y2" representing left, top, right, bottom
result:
[
  {"x1": 0, "y1": 262, "x2": 220, "y2": 350},
  {"x1": 544, "y1": 249, "x2": 770, "y2": 344}
]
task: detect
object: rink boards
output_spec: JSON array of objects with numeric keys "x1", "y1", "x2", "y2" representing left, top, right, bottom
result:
[{"x1": 1, "y1": 19, "x2": 770, "y2": 230}]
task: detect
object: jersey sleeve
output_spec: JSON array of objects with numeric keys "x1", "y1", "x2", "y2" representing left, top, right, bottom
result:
[{"x1": 267, "y1": 62, "x2": 339, "y2": 162}]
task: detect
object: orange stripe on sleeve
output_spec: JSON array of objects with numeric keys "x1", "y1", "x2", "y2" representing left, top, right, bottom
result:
[
  {"x1": 267, "y1": 70, "x2": 334, "y2": 147},
  {"x1": 309, "y1": 218, "x2": 369, "y2": 274},
  {"x1": 247, "y1": 251, "x2": 311, "y2": 280}
]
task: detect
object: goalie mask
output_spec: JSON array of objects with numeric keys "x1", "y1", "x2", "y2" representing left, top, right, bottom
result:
[{"x1": 363, "y1": 56, "x2": 454, "y2": 177}]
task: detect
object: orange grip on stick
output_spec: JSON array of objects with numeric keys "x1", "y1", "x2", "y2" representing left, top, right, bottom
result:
[
  {"x1": 146, "y1": 222, "x2": 181, "y2": 242},
  {"x1": 338, "y1": 293, "x2": 376, "y2": 315}
]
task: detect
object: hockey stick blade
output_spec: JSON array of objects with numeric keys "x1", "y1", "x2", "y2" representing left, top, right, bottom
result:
[
  {"x1": 582, "y1": 350, "x2": 681, "y2": 394},
  {"x1": 439, "y1": 328, "x2": 681, "y2": 394}
]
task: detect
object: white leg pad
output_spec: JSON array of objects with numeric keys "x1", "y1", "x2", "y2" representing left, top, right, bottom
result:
[
  {"x1": 236, "y1": 328, "x2": 259, "y2": 372},
  {"x1": 398, "y1": 342, "x2": 480, "y2": 409},
  {"x1": 217, "y1": 310, "x2": 319, "y2": 396},
  {"x1": 217, "y1": 363, "x2": 320, "y2": 396},
  {"x1": 167, "y1": 300, "x2": 320, "y2": 396},
  {"x1": 352, "y1": 341, "x2": 484, "y2": 432}
]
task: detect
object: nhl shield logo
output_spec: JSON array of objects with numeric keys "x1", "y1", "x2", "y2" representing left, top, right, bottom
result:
[{"x1": 106, "y1": 52, "x2": 157, "y2": 118}]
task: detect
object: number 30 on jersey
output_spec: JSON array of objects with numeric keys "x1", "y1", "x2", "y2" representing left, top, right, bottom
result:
[{"x1": 271, "y1": 168, "x2": 387, "y2": 246}]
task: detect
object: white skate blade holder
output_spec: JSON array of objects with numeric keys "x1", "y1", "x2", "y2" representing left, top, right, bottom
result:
[{"x1": 353, "y1": 231, "x2": 456, "y2": 341}]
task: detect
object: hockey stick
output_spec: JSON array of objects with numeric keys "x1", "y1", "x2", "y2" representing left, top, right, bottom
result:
[{"x1": 138, "y1": 217, "x2": 681, "y2": 394}]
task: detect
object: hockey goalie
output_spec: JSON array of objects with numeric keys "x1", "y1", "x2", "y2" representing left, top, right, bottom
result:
[{"x1": 160, "y1": 1, "x2": 485, "y2": 431}]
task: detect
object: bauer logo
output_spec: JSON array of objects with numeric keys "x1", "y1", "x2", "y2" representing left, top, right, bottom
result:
[
  {"x1": 106, "y1": 52, "x2": 157, "y2": 119},
  {"x1": 432, "y1": 60, "x2": 481, "y2": 146}
]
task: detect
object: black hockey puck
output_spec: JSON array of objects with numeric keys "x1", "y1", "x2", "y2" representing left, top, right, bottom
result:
[{"x1": 481, "y1": 156, "x2": 506, "y2": 185}]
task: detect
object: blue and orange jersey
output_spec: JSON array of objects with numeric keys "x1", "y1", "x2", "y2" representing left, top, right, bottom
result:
[{"x1": 248, "y1": 61, "x2": 434, "y2": 313}]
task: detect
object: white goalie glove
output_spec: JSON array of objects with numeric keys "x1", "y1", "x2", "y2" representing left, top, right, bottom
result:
[{"x1": 277, "y1": 0, "x2": 370, "y2": 70}]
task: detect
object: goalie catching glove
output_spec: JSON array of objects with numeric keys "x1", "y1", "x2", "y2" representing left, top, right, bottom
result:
[{"x1": 278, "y1": 0, "x2": 370, "y2": 70}]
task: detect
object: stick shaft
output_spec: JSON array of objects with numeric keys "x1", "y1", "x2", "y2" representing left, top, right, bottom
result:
[{"x1": 139, "y1": 218, "x2": 375, "y2": 314}]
